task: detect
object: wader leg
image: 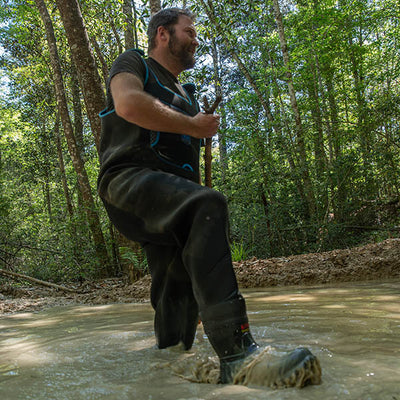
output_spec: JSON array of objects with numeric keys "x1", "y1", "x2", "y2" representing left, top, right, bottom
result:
[
  {"x1": 101, "y1": 168, "x2": 240, "y2": 348},
  {"x1": 144, "y1": 243, "x2": 199, "y2": 350},
  {"x1": 101, "y1": 168, "x2": 239, "y2": 309}
]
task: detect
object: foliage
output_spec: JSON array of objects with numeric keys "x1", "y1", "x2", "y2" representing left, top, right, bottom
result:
[
  {"x1": 119, "y1": 246, "x2": 149, "y2": 274},
  {"x1": 230, "y1": 240, "x2": 252, "y2": 262},
  {"x1": 1, "y1": 0, "x2": 400, "y2": 283}
]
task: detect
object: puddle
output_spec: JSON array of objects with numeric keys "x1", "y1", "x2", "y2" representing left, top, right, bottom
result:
[{"x1": 1, "y1": 280, "x2": 399, "y2": 399}]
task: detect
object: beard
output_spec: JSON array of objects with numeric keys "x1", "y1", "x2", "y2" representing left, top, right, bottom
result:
[{"x1": 168, "y1": 33, "x2": 196, "y2": 70}]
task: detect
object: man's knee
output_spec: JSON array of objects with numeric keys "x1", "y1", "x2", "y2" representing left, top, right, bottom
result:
[{"x1": 194, "y1": 189, "x2": 229, "y2": 223}]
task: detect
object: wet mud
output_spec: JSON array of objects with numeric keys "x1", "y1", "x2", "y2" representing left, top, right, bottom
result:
[{"x1": 1, "y1": 280, "x2": 399, "y2": 400}]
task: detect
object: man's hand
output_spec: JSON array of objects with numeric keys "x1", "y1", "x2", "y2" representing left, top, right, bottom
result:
[{"x1": 188, "y1": 112, "x2": 220, "y2": 139}]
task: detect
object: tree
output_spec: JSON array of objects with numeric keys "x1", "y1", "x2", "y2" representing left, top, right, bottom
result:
[
  {"x1": 35, "y1": 0, "x2": 111, "y2": 276},
  {"x1": 272, "y1": 0, "x2": 316, "y2": 220},
  {"x1": 55, "y1": 0, "x2": 106, "y2": 153}
]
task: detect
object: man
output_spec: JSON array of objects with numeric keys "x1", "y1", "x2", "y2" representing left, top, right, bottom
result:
[{"x1": 98, "y1": 8, "x2": 320, "y2": 386}]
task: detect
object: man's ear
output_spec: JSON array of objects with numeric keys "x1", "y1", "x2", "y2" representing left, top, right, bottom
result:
[{"x1": 157, "y1": 26, "x2": 169, "y2": 44}]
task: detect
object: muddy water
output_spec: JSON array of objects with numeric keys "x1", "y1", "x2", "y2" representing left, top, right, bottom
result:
[{"x1": 1, "y1": 280, "x2": 399, "y2": 400}]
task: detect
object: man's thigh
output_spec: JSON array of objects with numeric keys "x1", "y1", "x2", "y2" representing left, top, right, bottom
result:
[{"x1": 102, "y1": 167, "x2": 208, "y2": 245}]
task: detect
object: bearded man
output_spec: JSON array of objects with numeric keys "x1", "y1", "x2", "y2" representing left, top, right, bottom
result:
[{"x1": 97, "y1": 8, "x2": 321, "y2": 386}]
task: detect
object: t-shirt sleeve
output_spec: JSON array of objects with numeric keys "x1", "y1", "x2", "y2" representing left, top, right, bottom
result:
[
  {"x1": 105, "y1": 50, "x2": 147, "y2": 109},
  {"x1": 108, "y1": 50, "x2": 147, "y2": 83}
]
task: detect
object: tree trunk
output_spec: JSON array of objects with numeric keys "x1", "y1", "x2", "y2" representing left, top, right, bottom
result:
[
  {"x1": 108, "y1": 14, "x2": 123, "y2": 54},
  {"x1": 109, "y1": 223, "x2": 121, "y2": 275},
  {"x1": 348, "y1": 36, "x2": 374, "y2": 195},
  {"x1": 211, "y1": 37, "x2": 228, "y2": 182},
  {"x1": 43, "y1": 164, "x2": 52, "y2": 222},
  {"x1": 132, "y1": 0, "x2": 139, "y2": 49},
  {"x1": 272, "y1": 0, "x2": 316, "y2": 220},
  {"x1": 54, "y1": 114, "x2": 74, "y2": 218},
  {"x1": 70, "y1": 62, "x2": 85, "y2": 156},
  {"x1": 325, "y1": 68, "x2": 347, "y2": 222},
  {"x1": 35, "y1": 0, "x2": 111, "y2": 277},
  {"x1": 149, "y1": 0, "x2": 161, "y2": 16},
  {"x1": 202, "y1": 0, "x2": 274, "y2": 121},
  {"x1": 0, "y1": 268, "x2": 84, "y2": 293},
  {"x1": 308, "y1": 62, "x2": 327, "y2": 179},
  {"x1": 123, "y1": 0, "x2": 135, "y2": 50},
  {"x1": 90, "y1": 35, "x2": 109, "y2": 84},
  {"x1": 266, "y1": 42, "x2": 311, "y2": 212},
  {"x1": 55, "y1": 0, "x2": 106, "y2": 153},
  {"x1": 41, "y1": 117, "x2": 53, "y2": 222}
]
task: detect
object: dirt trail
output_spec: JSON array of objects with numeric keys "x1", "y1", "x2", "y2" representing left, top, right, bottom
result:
[{"x1": 1, "y1": 238, "x2": 399, "y2": 315}]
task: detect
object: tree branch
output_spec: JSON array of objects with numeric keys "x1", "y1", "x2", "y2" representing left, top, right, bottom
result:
[
  {"x1": 202, "y1": 95, "x2": 222, "y2": 188},
  {"x1": 0, "y1": 268, "x2": 84, "y2": 293}
]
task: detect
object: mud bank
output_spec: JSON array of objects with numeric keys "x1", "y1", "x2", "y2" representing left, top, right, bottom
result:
[{"x1": 1, "y1": 238, "x2": 399, "y2": 315}]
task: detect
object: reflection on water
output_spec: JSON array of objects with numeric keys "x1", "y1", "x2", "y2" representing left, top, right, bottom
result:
[{"x1": 0, "y1": 281, "x2": 399, "y2": 400}]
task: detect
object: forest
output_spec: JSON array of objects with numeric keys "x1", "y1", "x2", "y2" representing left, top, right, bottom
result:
[{"x1": 0, "y1": 0, "x2": 399, "y2": 284}]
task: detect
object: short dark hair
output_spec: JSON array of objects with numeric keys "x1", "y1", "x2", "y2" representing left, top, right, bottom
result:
[{"x1": 147, "y1": 8, "x2": 195, "y2": 53}]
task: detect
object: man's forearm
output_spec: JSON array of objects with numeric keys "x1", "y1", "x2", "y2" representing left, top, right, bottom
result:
[
  {"x1": 111, "y1": 73, "x2": 219, "y2": 139},
  {"x1": 115, "y1": 89, "x2": 194, "y2": 135}
]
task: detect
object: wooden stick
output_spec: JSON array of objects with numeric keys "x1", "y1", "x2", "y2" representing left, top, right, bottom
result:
[
  {"x1": 0, "y1": 268, "x2": 83, "y2": 293},
  {"x1": 202, "y1": 95, "x2": 222, "y2": 188}
]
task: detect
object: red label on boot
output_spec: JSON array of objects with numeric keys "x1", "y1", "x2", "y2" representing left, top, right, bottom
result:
[{"x1": 241, "y1": 322, "x2": 249, "y2": 333}]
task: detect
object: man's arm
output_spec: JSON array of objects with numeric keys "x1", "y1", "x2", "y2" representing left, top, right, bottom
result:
[{"x1": 111, "y1": 72, "x2": 219, "y2": 139}]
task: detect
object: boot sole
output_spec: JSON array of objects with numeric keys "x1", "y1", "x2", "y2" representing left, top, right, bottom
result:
[{"x1": 233, "y1": 347, "x2": 322, "y2": 388}]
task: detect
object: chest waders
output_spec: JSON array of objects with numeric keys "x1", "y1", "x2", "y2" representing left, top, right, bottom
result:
[
  {"x1": 97, "y1": 51, "x2": 231, "y2": 351},
  {"x1": 97, "y1": 50, "x2": 257, "y2": 370},
  {"x1": 97, "y1": 51, "x2": 320, "y2": 385}
]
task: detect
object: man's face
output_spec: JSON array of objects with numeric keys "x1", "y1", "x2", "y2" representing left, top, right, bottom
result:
[{"x1": 168, "y1": 15, "x2": 199, "y2": 70}]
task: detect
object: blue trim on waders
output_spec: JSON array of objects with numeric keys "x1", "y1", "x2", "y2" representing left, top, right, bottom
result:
[
  {"x1": 181, "y1": 135, "x2": 191, "y2": 145},
  {"x1": 150, "y1": 132, "x2": 160, "y2": 147},
  {"x1": 148, "y1": 68, "x2": 193, "y2": 106},
  {"x1": 99, "y1": 108, "x2": 115, "y2": 118},
  {"x1": 181, "y1": 164, "x2": 194, "y2": 171},
  {"x1": 150, "y1": 131, "x2": 194, "y2": 172},
  {"x1": 156, "y1": 100, "x2": 193, "y2": 146},
  {"x1": 152, "y1": 150, "x2": 195, "y2": 172},
  {"x1": 99, "y1": 49, "x2": 149, "y2": 119}
]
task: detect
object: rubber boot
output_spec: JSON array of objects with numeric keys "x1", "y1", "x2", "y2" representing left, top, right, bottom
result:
[
  {"x1": 200, "y1": 294, "x2": 259, "y2": 383},
  {"x1": 201, "y1": 295, "x2": 322, "y2": 387}
]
